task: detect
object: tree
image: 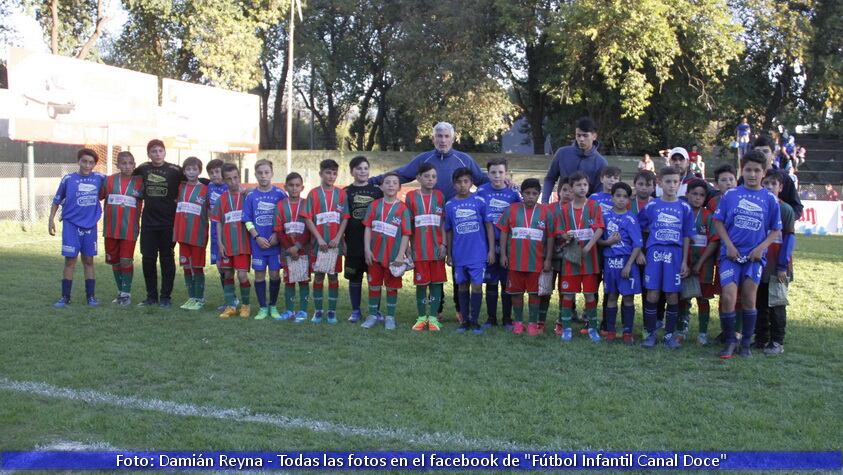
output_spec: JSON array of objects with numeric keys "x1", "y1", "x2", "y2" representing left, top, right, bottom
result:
[{"x1": 29, "y1": 0, "x2": 110, "y2": 60}]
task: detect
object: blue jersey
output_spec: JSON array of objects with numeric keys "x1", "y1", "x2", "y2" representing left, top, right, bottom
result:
[
  {"x1": 713, "y1": 186, "x2": 782, "y2": 257},
  {"x1": 588, "y1": 192, "x2": 614, "y2": 216},
  {"x1": 638, "y1": 198, "x2": 694, "y2": 248},
  {"x1": 243, "y1": 186, "x2": 288, "y2": 255},
  {"x1": 475, "y1": 183, "x2": 521, "y2": 242},
  {"x1": 52, "y1": 172, "x2": 105, "y2": 229},
  {"x1": 445, "y1": 194, "x2": 491, "y2": 266},
  {"x1": 207, "y1": 182, "x2": 229, "y2": 223},
  {"x1": 602, "y1": 209, "x2": 643, "y2": 258}
]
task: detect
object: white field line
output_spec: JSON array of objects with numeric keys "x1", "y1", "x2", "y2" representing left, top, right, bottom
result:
[{"x1": 0, "y1": 376, "x2": 527, "y2": 450}]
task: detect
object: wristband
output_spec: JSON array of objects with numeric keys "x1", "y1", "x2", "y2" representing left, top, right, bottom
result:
[{"x1": 245, "y1": 222, "x2": 256, "y2": 232}]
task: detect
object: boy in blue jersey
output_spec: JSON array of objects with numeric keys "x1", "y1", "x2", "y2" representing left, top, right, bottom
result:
[
  {"x1": 588, "y1": 166, "x2": 621, "y2": 215},
  {"x1": 713, "y1": 151, "x2": 782, "y2": 358},
  {"x1": 476, "y1": 158, "x2": 521, "y2": 329},
  {"x1": 445, "y1": 168, "x2": 496, "y2": 334},
  {"x1": 243, "y1": 159, "x2": 288, "y2": 320},
  {"x1": 638, "y1": 166, "x2": 695, "y2": 349},
  {"x1": 49, "y1": 148, "x2": 106, "y2": 308},
  {"x1": 597, "y1": 182, "x2": 643, "y2": 344},
  {"x1": 206, "y1": 159, "x2": 230, "y2": 310}
]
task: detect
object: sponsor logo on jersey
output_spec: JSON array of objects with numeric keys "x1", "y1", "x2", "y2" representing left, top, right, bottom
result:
[
  {"x1": 607, "y1": 257, "x2": 625, "y2": 269},
  {"x1": 77, "y1": 183, "x2": 98, "y2": 193},
  {"x1": 147, "y1": 173, "x2": 166, "y2": 183},
  {"x1": 489, "y1": 198, "x2": 510, "y2": 210},
  {"x1": 607, "y1": 220, "x2": 619, "y2": 234},
  {"x1": 737, "y1": 198, "x2": 763, "y2": 214},
  {"x1": 456, "y1": 221, "x2": 480, "y2": 234},
  {"x1": 455, "y1": 208, "x2": 476, "y2": 218},
  {"x1": 255, "y1": 215, "x2": 274, "y2": 227},
  {"x1": 654, "y1": 229, "x2": 681, "y2": 242},
  {"x1": 652, "y1": 250, "x2": 674, "y2": 263},
  {"x1": 354, "y1": 194, "x2": 375, "y2": 205},
  {"x1": 257, "y1": 201, "x2": 276, "y2": 211},
  {"x1": 77, "y1": 195, "x2": 98, "y2": 206},
  {"x1": 734, "y1": 215, "x2": 762, "y2": 231},
  {"x1": 657, "y1": 212, "x2": 680, "y2": 224}
]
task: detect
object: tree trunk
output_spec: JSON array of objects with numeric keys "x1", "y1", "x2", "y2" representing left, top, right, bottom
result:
[
  {"x1": 270, "y1": 49, "x2": 289, "y2": 149},
  {"x1": 50, "y1": 0, "x2": 59, "y2": 54},
  {"x1": 352, "y1": 80, "x2": 377, "y2": 150}
]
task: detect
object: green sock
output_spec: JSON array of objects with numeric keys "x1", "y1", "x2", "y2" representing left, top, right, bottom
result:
[
  {"x1": 539, "y1": 296, "x2": 549, "y2": 322},
  {"x1": 184, "y1": 273, "x2": 195, "y2": 299},
  {"x1": 586, "y1": 306, "x2": 598, "y2": 330},
  {"x1": 112, "y1": 269, "x2": 122, "y2": 293},
  {"x1": 386, "y1": 291, "x2": 398, "y2": 317},
  {"x1": 416, "y1": 286, "x2": 427, "y2": 317},
  {"x1": 528, "y1": 295, "x2": 539, "y2": 323},
  {"x1": 512, "y1": 295, "x2": 524, "y2": 322},
  {"x1": 313, "y1": 276, "x2": 324, "y2": 311},
  {"x1": 285, "y1": 285, "x2": 295, "y2": 313},
  {"x1": 699, "y1": 310, "x2": 710, "y2": 334},
  {"x1": 298, "y1": 283, "x2": 309, "y2": 312},
  {"x1": 429, "y1": 283, "x2": 442, "y2": 316},
  {"x1": 121, "y1": 269, "x2": 133, "y2": 294},
  {"x1": 369, "y1": 289, "x2": 381, "y2": 316},
  {"x1": 193, "y1": 271, "x2": 205, "y2": 300},
  {"x1": 559, "y1": 305, "x2": 573, "y2": 329},
  {"x1": 328, "y1": 278, "x2": 338, "y2": 311},
  {"x1": 223, "y1": 282, "x2": 236, "y2": 306},
  {"x1": 239, "y1": 283, "x2": 251, "y2": 304},
  {"x1": 735, "y1": 309, "x2": 743, "y2": 333}
]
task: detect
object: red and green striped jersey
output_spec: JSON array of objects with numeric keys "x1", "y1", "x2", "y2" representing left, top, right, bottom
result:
[
  {"x1": 629, "y1": 196, "x2": 652, "y2": 216},
  {"x1": 213, "y1": 190, "x2": 250, "y2": 256},
  {"x1": 553, "y1": 200, "x2": 604, "y2": 276},
  {"x1": 100, "y1": 174, "x2": 143, "y2": 240},
  {"x1": 363, "y1": 198, "x2": 412, "y2": 265},
  {"x1": 706, "y1": 194, "x2": 723, "y2": 214},
  {"x1": 404, "y1": 189, "x2": 445, "y2": 261},
  {"x1": 497, "y1": 203, "x2": 550, "y2": 272},
  {"x1": 274, "y1": 198, "x2": 310, "y2": 250},
  {"x1": 301, "y1": 186, "x2": 350, "y2": 247},
  {"x1": 687, "y1": 207, "x2": 719, "y2": 283},
  {"x1": 174, "y1": 182, "x2": 209, "y2": 247}
]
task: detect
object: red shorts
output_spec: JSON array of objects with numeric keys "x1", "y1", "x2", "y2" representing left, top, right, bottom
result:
[
  {"x1": 367, "y1": 262, "x2": 403, "y2": 289},
  {"x1": 506, "y1": 270, "x2": 540, "y2": 294},
  {"x1": 178, "y1": 243, "x2": 206, "y2": 267},
  {"x1": 219, "y1": 253, "x2": 251, "y2": 271},
  {"x1": 559, "y1": 273, "x2": 600, "y2": 294},
  {"x1": 104, "y1": 237, "x2": 136, "y2": 265},
  {"x1": 701, "y1": 282, "x2": 718, "y2": 299},
  {"x1": 413, "y1": 260, "x2": 447, "y2": 285},
  {"x1": 309, "y1": 253, "x2": 343, "y2": 274}
]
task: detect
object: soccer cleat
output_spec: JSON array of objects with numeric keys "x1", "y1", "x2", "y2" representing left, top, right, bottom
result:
[
  {"x1": 269, "y1": 306, "x2": 282, "y2": 320},
  {"x1": 739, "y1": 345, "x2": 752, "y2": 358},
  {"x1": 412, "y1": 316, "x2": 428, "y2": 331},
  {"x1": 641, "y1": 333, "x2": 658, "y2": 349},
  {"x1": 675, "y1": 330, "x2": 687, "y2": 343},
  {"x1": 111, "y1": 295, "x2": 121, "y2": 304},
  {"x1": 427, "y1": 316, "x2": 442, "y2": 331},
  {"x1": 53, "y1": 297, "x2": 70, "y2": 309},
  {"x1": 537, "y1": 322, "x2": 546, "y2": 334},
  {"x1": 561, "y1": 328, "x2": 572, "y2": 341},
  {"x1": 190, "y1": 298, "x2": 205, "y2": 310},
  {"x1": 311, "y1": 310, "x2": 323, "y2": 324},
  {"x1": 579, "y1": 327, "x2": 589, "y2": 335},
  {"x1": 275, "y1": 310, "x2": 294, "y2": 321},
  {"x1": 764, "y1": 342, "x2": 784, "y2": 356},
  {"x1": 719, "y1": 342, "x2": 737, "y2": 359},
  {"x1": 622, "y1": 332, "x2": 634, "y2": 345},
  {"x1": 238, "y1": 304, "x2": 251, "y2": 318},
  {"x1": 180, "y1": 298, "x2": 197, "y2": 310},
  {"x1": 472, "y1": 322, "x2": 484, "y2": 335},
  {"x1": 587, "y1": 328, "x2": 601, "y2": 342},
  {"x1": 159, "y1": 297, "x2": 172, "y2": 308},
  {"x1": 138, "y1": 298, "x2": 158, "y2": 307},
  {"x1": 361, "y1": 314, "x2": 379, "y2": 329},
  {"x1": 483, "y1": 319, "x2": 497, "y2": 329},
  {"x1": 118, "y1": 295, "x2": 132, "y2": 307},
  {"x1": 512, "y1": 321, "x2": 525, "y2": 335},
  {"x1": 294, "y1": 311, "x2": 308, "y2": 323},
  {"x1": 326, "y1": 311, "x2": 338, "y2": 324},
  {"x1": 605, "y1": 331, "x2": 616, "y2": 342},
  {"x1": 503, "y1": 323, "x2": 514, "y2": 332},
  {"x1": 753, "y1": 339, "x2": 768, "y2": 350},
  {"x1": 216, "y1": 303, "x2": 228, "y2": 312},
  {"x1": 456, "y1": 321, "x2": 470, "y2": 333},
  {"x1": 376, "y1": 311, "x2": 385, "y2": 322},
  {"x1": 348, "y1": 309, "x2": 362, "y2": 323},
  {"x1": 655, "y1": 319, "x2": 664, "y2": 330},
  {"x1": 554, "y1": 322, "x2": 563, "y2": 337},
  {"x1": 664, "y1": 335, "x2": 682, "y2": 350},
  {"x1": 254, "y1": 307, "x2": 270, "y2": 320},
  {"x1": 697, "y1": 333, "x2": 709, "y2": 346},
  {"x1": 527, "y1": 323, "x2": 539, "y2": 336},
  {"x1": 219, "y1": 306, "x2": 238, "y2": 319},
  {"x1": 384, "y1": 315, "x2": 396, "y2": 330},
  {"x1": 87, "y1": 296, "x2": 99, "y2": 307}
]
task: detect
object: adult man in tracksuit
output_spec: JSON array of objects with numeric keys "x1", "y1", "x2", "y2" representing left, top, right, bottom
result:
[{"x1": 542, "y1": 116, "x2": 608, "y2": 204}]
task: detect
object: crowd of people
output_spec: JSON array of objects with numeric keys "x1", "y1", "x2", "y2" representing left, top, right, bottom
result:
[{"x1": 48, "y1": 118, "x2": 809, "y2": 359}]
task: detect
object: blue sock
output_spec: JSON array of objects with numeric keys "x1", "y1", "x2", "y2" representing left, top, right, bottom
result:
[
  {"x1": 349, "y1": 282, "x2": 362, "y2": 312},
  {"x1": 470, "y1": 292, "x2": 483, "y2": 324},
  {"x1": 269, "y1": 279, "x2": 281, "y2": 306},
  {"x1": 604, "y1": 306, "x2": 618, "y2": 332},
  {"x1": 644, "y1": 301, "x2": 657, "y2": 333},
  {"x1": 458, "y1": 290, "x2": 470, "y2": 323},
  {"x1": 621, "y1": 304, "x2": 635, "y2": 334},
  {"x1": 665, "y1": 303, "x2": 679, "y2": 334},
  {"x1": 61, "y1": 279, "x2": 72, "y2": 299},
  {"x1": 742, "y1": 309, "x2": 758, "y2": 347},
  {"x1": 255, "y1": 280, "x2": 267, "y2": 308},
  {"x1": 720, "y1": 311, "x2": 737, "y2": 344},
  {"x1": 84, "y1": 279, "x2": 95, "y2": 299},
  {"x1": 485, "y1": 284, "x2": 498, "y2": 320}
]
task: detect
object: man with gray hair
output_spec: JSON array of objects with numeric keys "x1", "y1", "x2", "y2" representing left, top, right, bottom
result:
[{"x1": 371, "y1": 122, "x2": 488, "y2": 201}]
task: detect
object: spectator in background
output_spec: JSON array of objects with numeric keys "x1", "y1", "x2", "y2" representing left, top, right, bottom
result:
[
  {"x1": 688, "y1": 145, "x2": 705, "y2": 178},
  {"x1": 803, "y1": 184, "x2": 817, "y2": 200},
  {"x1": 638, "y1": 153, "x2": 655, "y2": 172},
  {"x1": 542, "y1": 116, "x2": 608, "y2": 202},
  {"x1": 795, "y1": 146, "x2": 807, "y2": 166},
  {"x1": 736, "y1": 117, "x2": 752, "y2": 157},
  {"x1": 752, "y1": 134, "x2": 803, "y2": 219},
  {"x1": 825, "y1": 184, "x2": 840, "y2": 201},
  {"x1": 788, "y1": 165, "x2": 799, "y2": 190},
  {"x1": 658, "y1": 149, "x2": 671, "y2": 167}
]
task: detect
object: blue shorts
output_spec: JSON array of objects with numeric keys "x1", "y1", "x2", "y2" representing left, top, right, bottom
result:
[
  {"x1": 62, "y1": 222, "x2": 97, "y2": 257},
  {"x1": 251, "y1": 253, "x2": 282, "y2": 272},
  {"x1": 603, "y1": 256, "x2": 641, "y2": 296},
  {"x1": 209, "y1": 225, "x2": 219, "y2": 265},
  {"x1": 455, "y1": 263, "x2": 486, "y2": 285},
  {"x1": 718, "y1": 257, "x2": 764, "y2": 287},
  {"x1": 483, "y1": 258, "x2": 508, "y2": 284},
  {"x1": 643, "y1": 244, "x2": 682, "y2": 293}
]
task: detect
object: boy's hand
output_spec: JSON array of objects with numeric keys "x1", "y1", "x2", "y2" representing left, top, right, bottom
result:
[
  {"x1": 317, "y1": 238, "x2": 329, "y2": 251},
  {"x1": 268, "y1": 235, "x2": 279, "y2": 246},
  {"x1": 392, "y1": 256, "x2": 404, "y2": 266},
  {"x1": 777, "y1": 270, "x2": 788, "y2": 284},
  {"x1": 48, "y1": 220, "x2": 56, "y2": 236},
  {"x1": 621, "y1": 265, "x2": 631, "y2": 279},
  {"x1": 365, "y1": 249, "x2": 374, "y2": 266},
  {"x1": 606, "y1": 233, "x2": 621, "y2": 245},
  {"x1": 445, "y1": 254, "x2": 452, "y2": 266},
  {"x1": 328, "y1": 237, "x2": 341, "y2": 249},
  {"x1": 499, "y1": 254, "x2": 508, "y2": 269},
  {"x1": 692, "y1": 262, "x2": 702, "y2": 275},
  {"x1": 287, "y1": 246, "x2": 299, "y2": 258},
  {"x1": 219, "y1": 245, "x2": 227, "y2": 260},
  {"x1": 636, "y1": 253, "x2": 646, "y2": 266},
  {"x1": 748, "y1": 246, "x2": 765, "y2": 262},
  {"x1": 437, "y1": 244, "x2": 447, "y2": 260},
  {"x1": 543, "y1": 259, "x2": 552, "y2": 272},
  {"x1": 256, "y1": 236, "x2": 271, "y2": 249},
  {"x1": 487, "y1": 250, "x2": 495, "y2": 265},
  {"x1": 583, "y1": 242, "x2": 594, "y2": 254},
  {"x1": 725, "y1": 244, "x2": 739, "y2": 261},
  {"x1": 680, "y1": 262, "x2": 690, "y2": 278}
]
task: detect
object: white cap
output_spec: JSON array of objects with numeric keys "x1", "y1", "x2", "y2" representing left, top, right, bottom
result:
[{"x1": 668, "y1": 147, "x2": 689, "y2": 161}]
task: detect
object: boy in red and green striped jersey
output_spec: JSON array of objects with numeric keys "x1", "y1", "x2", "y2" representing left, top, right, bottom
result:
[
  {"x1": 274, "y1": 172, "x2": 311, "y2": 322},
  {"x1": 362, "y1": 173, "x2": 412, "y2": 330},
  {"x1": 553, "y1": 172, "x2": 604, "y2": 342},
  {"x1": 206, "y1": 159, "x2": 229, "y2": 310},
  {"x1": 174, "y1": 156, "x2": 210, "y2": 310},
  {"x1": 406, "y1": 164, "x2": 447, "y2": 331},
  {"x1": 498, "y1": 178, "x2": 552, "y2": 336},
  {"x1": 302, "y1": 159, "x2": 350, "y2": 324},
  {"x1": 678, "y1": 180, "x2": 720, "y2": 345},
  {"x1": 101, "y1": 151, "x2": 143, "y2": 306},
  {"x1": 214, "y1": 163, "x2": 252, "y2": 318},
  {"x1": 544, "y1": 177, "x2": 573, "y2": 334}
]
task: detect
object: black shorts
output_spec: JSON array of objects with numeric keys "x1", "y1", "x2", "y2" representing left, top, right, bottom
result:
[{"x1": 344, "y1": 255, "x2": 368, "y2": 281}]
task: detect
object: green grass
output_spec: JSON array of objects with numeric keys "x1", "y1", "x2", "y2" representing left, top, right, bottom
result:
[{"x1": 1, "y1": 226, "x2": 842, "y2": 458}]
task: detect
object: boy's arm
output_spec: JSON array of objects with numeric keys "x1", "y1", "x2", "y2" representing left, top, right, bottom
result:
[
  {"x1": 694, "y1": 241, "x2": 719, "y2": 274},
  {"x1": 499, "y1": 232, "x2": 509, "y2": 269},
  {"x1": 485, "y1": 221, "x2": 495, "y2": 264},
  {"x1": 583, "y1": 228, "x2": 602, "y2": 253},
  {"x1": 217, "y1": 221, "x2": 226, "y2": 259},
  {"x1": 305, "y1": 218, "x2": 327, "y2": 249},
  {"x1": 48, "y1": 203, "x2": 60, "y2": 235},
  {"x1": 623, "y1": 247, "x2": 641, "y2": 278},
  {"x1": 394, "y1": 235, "x2": 410, "y2": 264},
  {"x1": 445, "y1": 230, "x2": 453, "y2": 266},
  {"x1": 330, "y1": 218, "x2": 348, "y2": 248},
  {"x1": 542, "y1": 155, "x2": 561, "y2": 204},
  {"x1": 363, "y1": 227, "x2": 373, "y2": 266},
  {"x1": 713, "y1": 220, "x2": 738, "y2": 260},
  {"x1": 749, "y1": 230, "x2": 780, "y2": 262},
  {"x1": 544, "y1": 233, "x2": 554, "y2": 271},
  {"x1": 680, "y1": 237, "x2": 690, "y2": 277}
]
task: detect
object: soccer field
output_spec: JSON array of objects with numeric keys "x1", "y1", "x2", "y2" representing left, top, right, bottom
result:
[{"x1": 1, "y1": 223, "x2": 842, "y2": 455}]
